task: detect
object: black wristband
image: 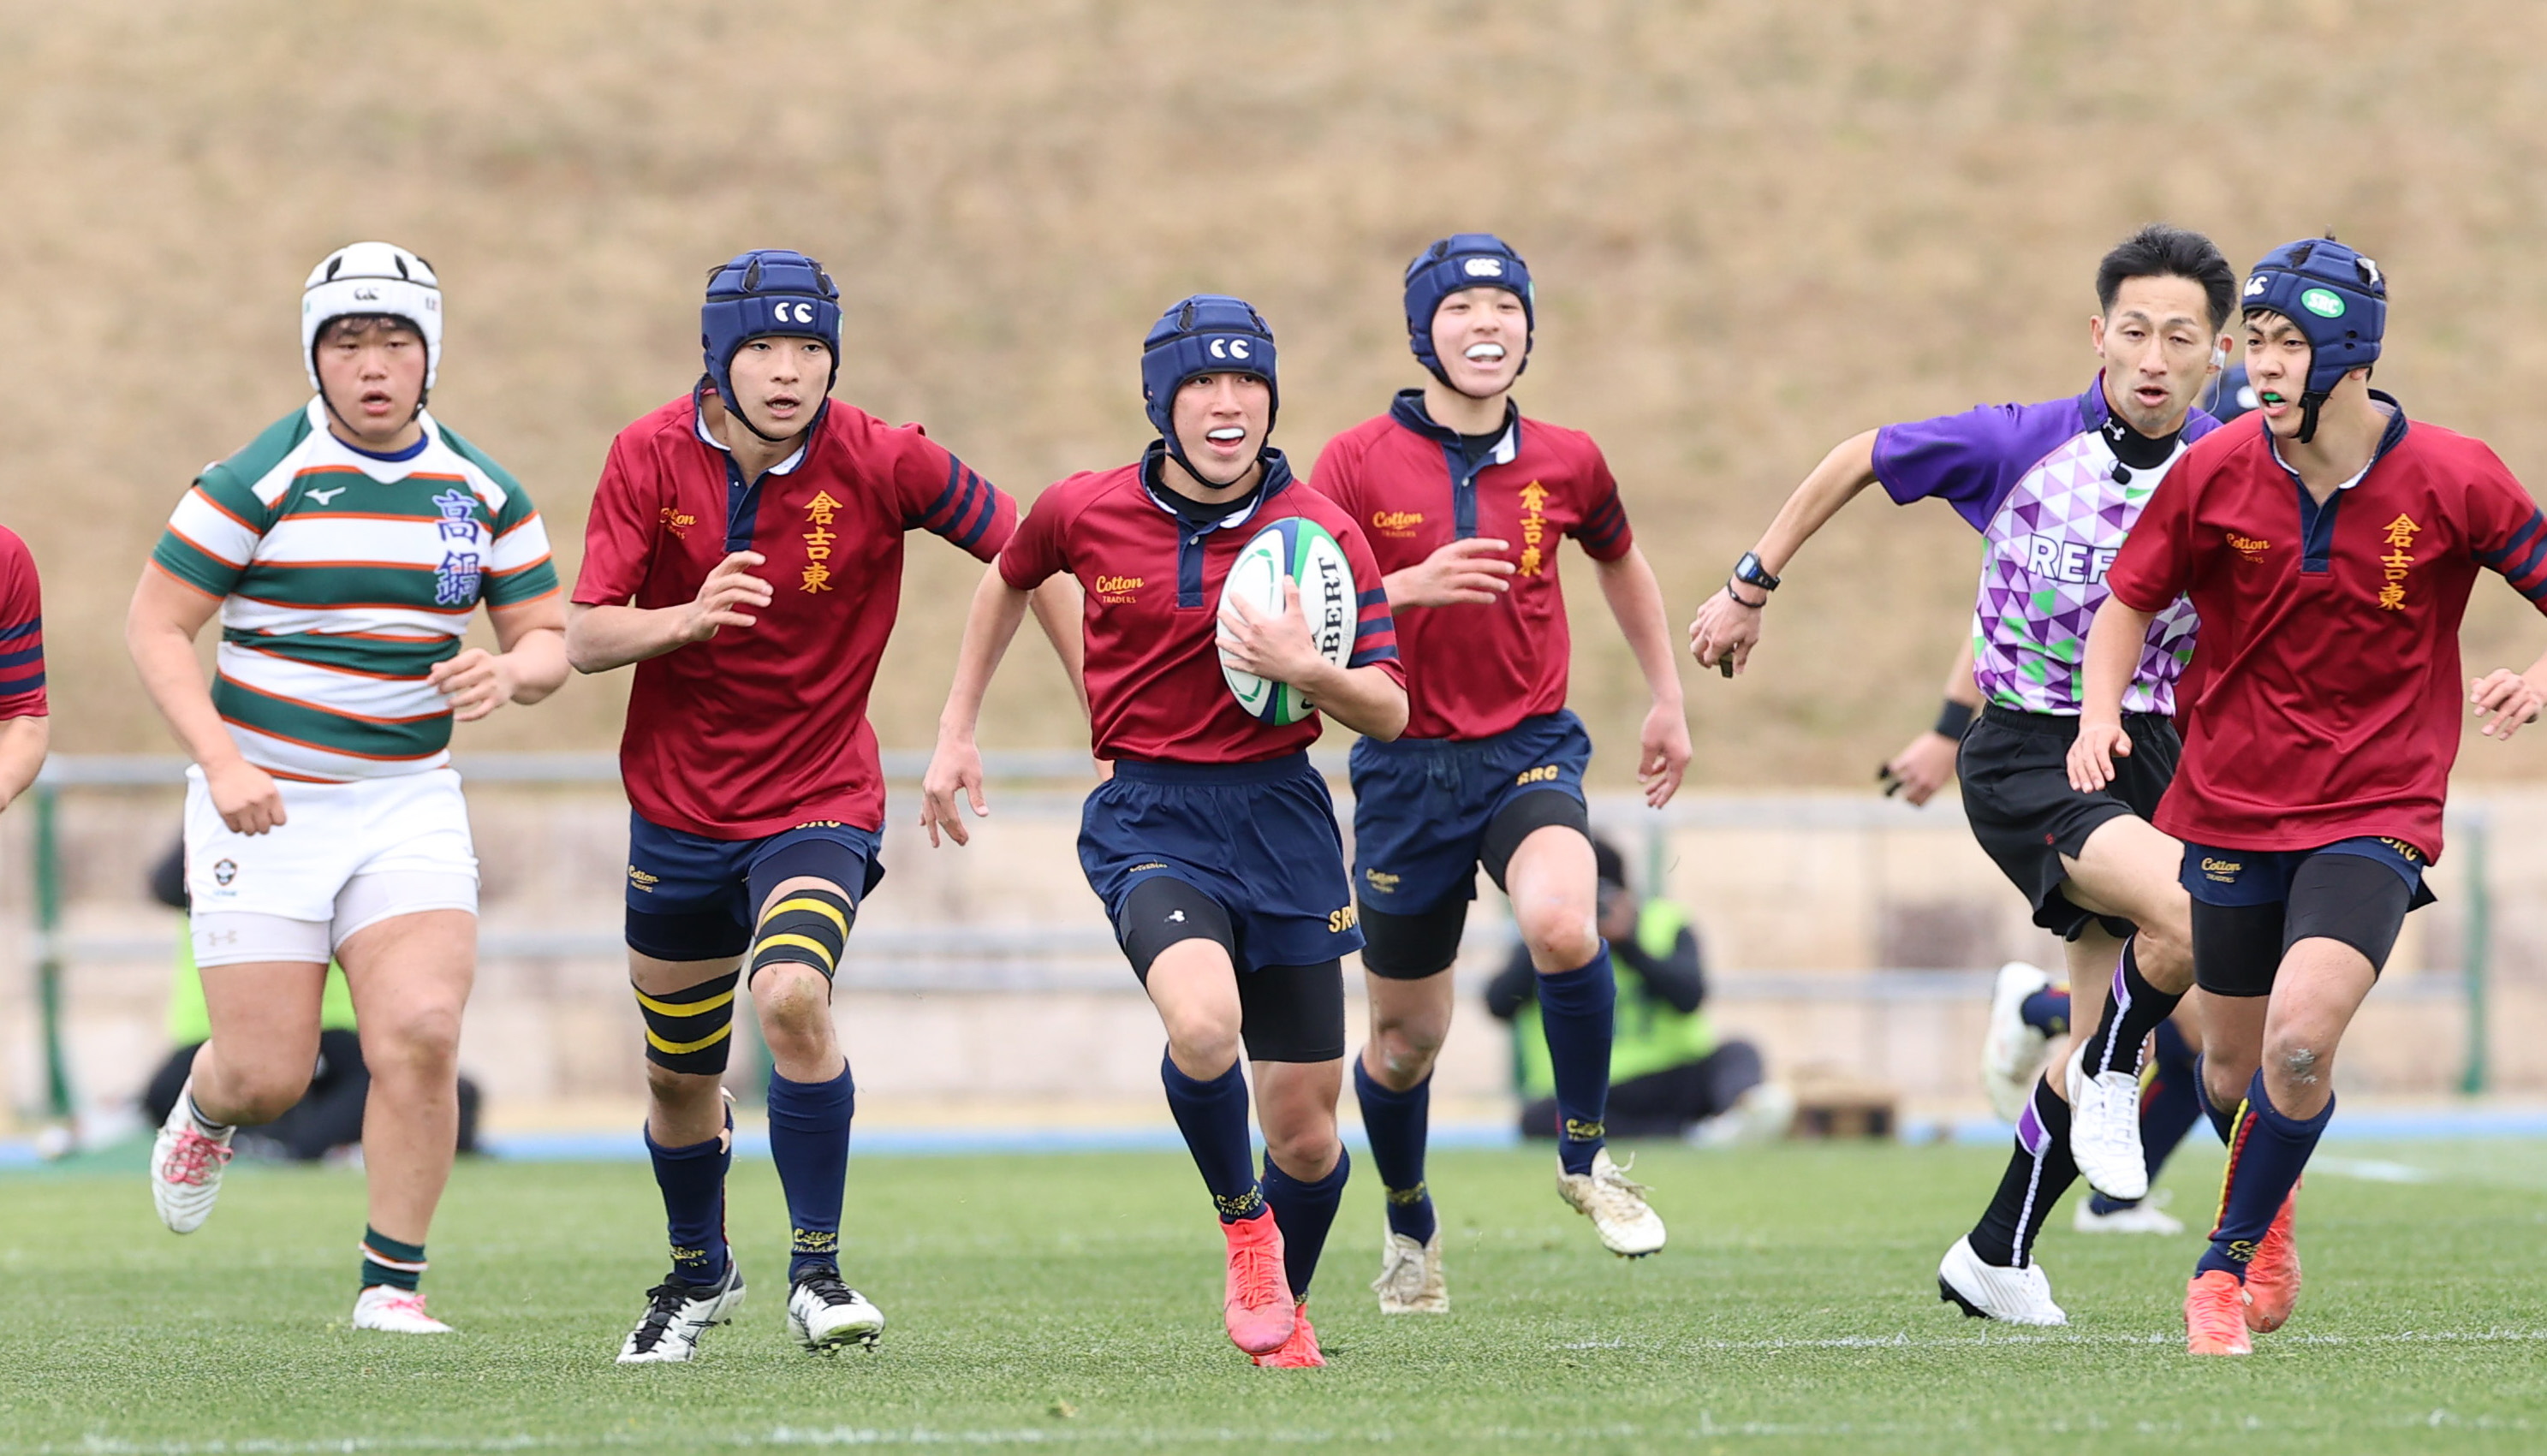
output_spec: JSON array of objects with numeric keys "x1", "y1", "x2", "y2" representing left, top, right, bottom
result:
[
  {"x1": 1723, "y1": 580, "x2": 1767, "y2": 609},
  {"x1": 1933, "y1": 699, "x2": 1976, "y2": 739}
]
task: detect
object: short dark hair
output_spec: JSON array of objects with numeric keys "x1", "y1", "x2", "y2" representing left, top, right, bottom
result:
[
  {"x1": 2096, "y1": 224, "x2": 2237, "y2": 331},
  {"x1": 316, "y1": 312, "x2": 422, "y2": 345}
]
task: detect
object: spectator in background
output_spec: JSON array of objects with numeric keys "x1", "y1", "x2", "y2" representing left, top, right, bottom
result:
[
  {"x1": 140, "y1": 838, "x2": 481, "y2": 1162},
  {"x1": 1488, "y1": 838, "x2": 1785, "y2": 1144}
]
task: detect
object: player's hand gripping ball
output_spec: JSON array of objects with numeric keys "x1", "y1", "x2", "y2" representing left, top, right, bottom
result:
[{"x1": 1218, "y1": 518, "x2": 1357, "y2": 725}]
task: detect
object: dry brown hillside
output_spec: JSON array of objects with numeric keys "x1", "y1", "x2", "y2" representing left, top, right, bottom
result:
[{"x1": 7, "y1": 0, "x2": 2547, "y2": 783}]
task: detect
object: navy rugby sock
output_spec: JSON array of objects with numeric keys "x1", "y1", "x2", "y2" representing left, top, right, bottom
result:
[
  {"x1": 2199, "y1": 1072, "x2": 2330, "y2": 1281},
  {"x1": 2083, "y1": 941, "x2": 2184, "y2": 1078},
  {"x1": 1262, "y1": 1146, "x2": 1349, "y2": 1303},
  {"x1": 646, "y1": 1111, "x2": 733, "y2": 1287},
  {"x1": 1536, "y1": 945, "x2": 1617, "y2": 1177},
  {"x1": 1967, "y1": 1077, "x2": 2079, "y2": 1268},
  {"x1": 767, "y1": 1062, "x2": 854, "y2": 1281},
  {"x1": 2019, "y1": 987, "x2": 2069, "y2": 1038},
  {"x1": 1162, "y1": 1052, "x2": 1265, "y2": 1221},
  {"x1": 1353, "y1": 1059, "x2": 1437, "y2": 1244},
  {"x1": 359, "y1": 1227, "x2": 428, "y2": 1293},
  {"x1": 2193, "y1": 1055, "x2": 2241, "y2": 1144}
]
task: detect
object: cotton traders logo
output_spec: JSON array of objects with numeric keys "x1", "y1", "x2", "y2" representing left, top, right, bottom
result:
[
  {"x1": 1093, "y1": 573, "x2": 1145, "y2": 604},
  {"x1": 1371, "y1": 509, "x2": 1425, "y2": 538},
  {"x1": 2300, "y1": 288, "x2": 2347, "y2": 318}
]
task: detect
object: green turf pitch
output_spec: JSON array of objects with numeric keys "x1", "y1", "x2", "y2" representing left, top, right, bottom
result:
[{"x1": 7, "y1": 1139, "x2": 2546, "y2": 1454}]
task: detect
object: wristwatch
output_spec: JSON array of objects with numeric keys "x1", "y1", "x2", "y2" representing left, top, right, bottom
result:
[{"x1": 1733, "y1": 551, "x2": 1782, "y2": 592}]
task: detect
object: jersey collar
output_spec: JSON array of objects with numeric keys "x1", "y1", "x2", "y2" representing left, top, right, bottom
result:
[
  {"x1": 1387, "y1": 388, "x2": 1520, "y2": 463},
  {"x1": 690, "y1": 377, "x2": 813, "y2": 476},
  {"x1": 1138, "y1": 441, "x2": 1294, "y2": 532},
  {"x1": 303, "y1": 398, "x2": 443, "y2": 481},
  {"x1": 2266, "y1": 390, "x2": 2408, "y2": 492}
]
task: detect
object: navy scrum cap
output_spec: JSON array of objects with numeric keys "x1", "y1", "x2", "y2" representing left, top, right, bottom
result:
[
  {"x1": 2241, "y1": 236, "x2": 2385, "y2": 442},
  {"x1": 1404, "y1": 234, "x2": 1534, "y2": 390},
  {"x1": 1141, "y1": 294, "x2": 1278, "y2": 478},
  {"x1": 701, "y1": 249, "x2": 841, "y2": 437}
]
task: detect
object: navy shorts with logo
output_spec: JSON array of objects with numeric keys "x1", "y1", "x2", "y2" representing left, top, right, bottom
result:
[
  {"x1": 2180, "y1": 835, "x2": 2435, "y2": 910},
  {"x1": 1348, "y1": 709, "x2": 1594, "y2": 915},
  {"x1": 624, "y1": 812, "x2": 885, "y2": 962},
  {"x1": 1079, "y1": 752, "x2": 1363, "y2": 973}
]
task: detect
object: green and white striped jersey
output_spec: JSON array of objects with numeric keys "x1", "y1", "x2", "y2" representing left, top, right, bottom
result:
[{"x1": 152, "y1": 401, "x2": 560, "y2": 781}]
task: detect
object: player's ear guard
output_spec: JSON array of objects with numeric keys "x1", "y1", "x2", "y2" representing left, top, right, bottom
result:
[
  {"x1": 747, "y1": 888, "x2": 856, "y2": 984},
  {"x1": 636, "y1": 972, "x2": 741, "y2": 1074}
]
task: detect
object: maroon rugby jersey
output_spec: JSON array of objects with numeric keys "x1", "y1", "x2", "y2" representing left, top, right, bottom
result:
[
  {"x1": 2108, "y1": 400, "x2": 2547, "y2": 861},
  {"x1": 1312, "y1": 392, "x2": 1632, "y2": 740},
  {"x1": 998, "y1": 447, "x2": 1400, "y2": 764},
  {"x1": 575, "y1": 387, "x2": 1015, "y2": 837},
  {"x1": 0, "y1": 526, "x2": 44, "y2": 719}
]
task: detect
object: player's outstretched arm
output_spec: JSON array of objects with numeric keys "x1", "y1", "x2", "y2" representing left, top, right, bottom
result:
[
  {"x1": 1688, "y1": 428, "x2": 1880, "y2": 675},
  {"x1": 1881, "y1": 636, "x2": 1980, "y2": 806},
  {"x1": 1218, "y1": 581, "x2": 1408, "y2": 741},
  {"x1": 1593, "y1": 545, "x2": 1691, "y2": 807},
  {"x1": 0, "y1": 715, "x2": 46, "y2": 813},
  {"x1": 921, "y1": 565, "x2": 1038, "y2": 848},
  {"x1": 2066, "y1": 601, "x2": 2156, "y2": 792},
  {"x1": 431, "y1": 597, "x2": 569, "y2": 722},
  {"x1": 126, "y1": 565, "x2": 283, "y2": 835},
  {"x1": 564, "y1": 551, "x2": 773, "y2": 674},
  {"x1": 2471, "y1": 654, "x2": 2547, "y2": 741}
]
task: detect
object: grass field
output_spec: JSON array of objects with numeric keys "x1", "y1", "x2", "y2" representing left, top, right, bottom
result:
[{"x1": 9, "y1": 1138, "x2": 2547, "y2": 1454}]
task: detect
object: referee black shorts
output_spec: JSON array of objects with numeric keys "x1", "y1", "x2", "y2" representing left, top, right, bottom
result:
[{"x1": 1956, "y1": 705, "x2": 2180, "y2": 942}]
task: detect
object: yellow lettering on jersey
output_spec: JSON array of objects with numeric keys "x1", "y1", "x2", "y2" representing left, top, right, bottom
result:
[{"x1": 2377, "y1": 513, "x2": 2420, "y2": 610}]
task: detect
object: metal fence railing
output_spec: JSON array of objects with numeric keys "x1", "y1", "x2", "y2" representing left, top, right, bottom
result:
[{"x1": 14, "y1": 754, "x2": 2500, "y2": 1129}]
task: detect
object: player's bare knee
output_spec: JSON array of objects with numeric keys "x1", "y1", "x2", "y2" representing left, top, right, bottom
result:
[
  {"x1": 643, "y1": 1061, "x2": 722, "y2": 1111},
  {"x1": 751, "y1": 964, "x2": 834, "y2": 1049},
  {"x1": 1163, "y1": 1015, "x2": 1242, "y2": 1079},
  {"x1": 224, "y1": 1067, "x2": 312, "y2": 1125},
  {"x1": 2270, "y1": 1039, "x2": 2326, "y2": 1088},
  {"x1": 1370, "y1": 1031, "x2": 1440, "y2": 1086},
  {"x1": 1520, "y1": 907, "x2": 1598, "y2": 973},
  {"x1": 367, "y1": 1005, "x2": 463, "y2": 1081},
  {"x1": 1263, "y1": 1122, "x2": 1341, "y2": 1181}
]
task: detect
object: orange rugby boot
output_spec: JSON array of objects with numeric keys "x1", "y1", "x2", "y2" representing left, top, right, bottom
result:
[
  {"x1": 2184, "y1": 1270, "x2": 2253, "y2": 1356},
  {"x1": 1251, "y1": 1302, "x2": 1325, "y2": 1368},
  {"x1": 1222, "y1": 1212, "x2": 1296, "y2": 1356},
  {"x1": 2242, "y1": 1183, "x2": 2302, "y2": 1333}
]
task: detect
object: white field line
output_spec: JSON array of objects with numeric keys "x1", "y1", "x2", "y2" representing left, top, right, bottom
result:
[
  {"x1": 17, "y1": 1334, "x2": 2547, "y2": 1454},
  {"x1": 1558, "y1": 1327, "x2": 2547, "y2": 1353}
]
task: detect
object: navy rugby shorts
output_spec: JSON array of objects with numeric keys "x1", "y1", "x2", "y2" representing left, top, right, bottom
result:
[
  {"x1": 1078, "y1": 751, "x2": 1363, "y2": 973},
  {"x1": 1348, "y1": 709, "x2": 1593, "y2": 915},
  {"x1": 623, "y1": 812, "x2": 885, "y2": 962}
]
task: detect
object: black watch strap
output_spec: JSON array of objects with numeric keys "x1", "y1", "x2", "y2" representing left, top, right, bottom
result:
[{"x1": 1734, "y1": 551, "x2": 1782, "y2": 591}]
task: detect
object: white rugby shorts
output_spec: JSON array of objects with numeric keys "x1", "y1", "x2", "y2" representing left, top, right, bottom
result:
[{"x1": 187, "y1": 766, "x2": 479, "y2": 966}]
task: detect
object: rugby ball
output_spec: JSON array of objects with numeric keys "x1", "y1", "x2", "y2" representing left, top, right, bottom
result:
[{"x1": 1219, "y1": 517, "x2": 1358, "y2": 725}]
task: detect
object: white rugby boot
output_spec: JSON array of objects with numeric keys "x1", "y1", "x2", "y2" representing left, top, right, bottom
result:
[
  {"x1": 2066, "y1": 1043, "x2": 2151, "y2": 1202},
  {"x1": 786, "y1": 1269, "x2": 885, "y2": 1352},
  {"x1": 353, "y1": 1286, "x2": 455, "y2": 1334},
  {"x1": 1372, "y1": 1228, "x2": 1449, "y2": 1315},
  {"x1": 617, "y1": 1262, "x2": 747, "y2": 1364},
  {"x1": 1557, "y1": 1150, "x2": 1666, "y2": 1257},
  {"x1": 1981, "y1": 961, "x2": 2056, "y2": 1123},
  {"x1": 1937, "y1": 1235, "x2": 2067, "y2": 1326},
  {"x1": 2074, "y1": 1194, "x2": 2185, "y2": 1236},
  {"x1": 150, "y1": 1084, "x2": 235, "y2": 1234}
]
